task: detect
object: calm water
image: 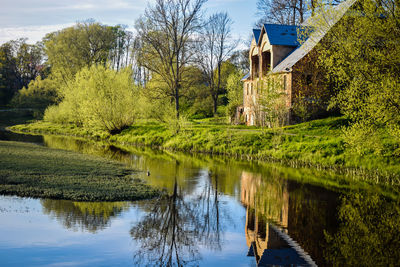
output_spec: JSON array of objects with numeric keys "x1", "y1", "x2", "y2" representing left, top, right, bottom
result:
[{"x1": 1, "y1": 132, "x2": 400, "y2": 266}]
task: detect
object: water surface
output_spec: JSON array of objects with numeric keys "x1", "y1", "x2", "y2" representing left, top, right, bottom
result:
[{"x1": 1, "y1": 133, "x2": 399, "y2": 266}]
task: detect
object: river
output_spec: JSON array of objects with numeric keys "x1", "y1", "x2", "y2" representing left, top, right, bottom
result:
[{"x1": 0, "y1": 130, "x2": 399, "y2": 266}]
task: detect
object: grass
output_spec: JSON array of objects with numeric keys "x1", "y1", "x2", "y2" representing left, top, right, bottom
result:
[
  {"x1": 9, "y1": 116, "x2": 400, "y2": 185},
  {"x1": 0, "y1": 140, "x2": 159, "y2": 201}
]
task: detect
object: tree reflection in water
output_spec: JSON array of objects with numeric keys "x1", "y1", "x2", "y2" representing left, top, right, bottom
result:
[
  {"x1": 41, "y1": 199, "x2": 130, "y2": 233},
  {"x1": 130, "y1": 162, "x2": 230, "y2": 267},
  {"x1": 324, "y1": 192, "x2": 400, "y2": 266}
]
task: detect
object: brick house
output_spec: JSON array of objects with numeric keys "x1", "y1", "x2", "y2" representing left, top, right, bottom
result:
[{"x1": 242, "y1": 0, "x2": 355, "y2": 126}]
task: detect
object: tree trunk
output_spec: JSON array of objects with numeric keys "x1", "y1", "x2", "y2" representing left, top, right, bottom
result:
[
  {"x1": 213, "y1": 94, "x2": 218, "y2": 115},
  {"x1": 175, "y1": 59, "x2": 180, "y2": 119},
  {"x1": 299, "y1": 0, "x2": 304, "y2": 23},
  {"x1": 214, "y1": 62, "x2": 222, "y2": 116}
]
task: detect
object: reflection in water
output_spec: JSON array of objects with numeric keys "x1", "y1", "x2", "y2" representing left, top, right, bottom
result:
[
  {"x1": 2, "y1": 133, "x2": 398, "y2": 266},
  {"x1": 130, "y1": 164, "x2": 229, "y2": 266},
  {"x1": 241, "y1": 171, "x2": 289, "y2": 229},
  {"x1": 41, "y1": 199, "x2": 131, "y2": 233},
  {"x1": 240, "y1": 170, "x2": 338, "y2": 266},
  {"x1": 241, "y1": 171, "x2": 315, "y2": 266},
  {"x1": 0, "y1": 129, "x2": 43, "y2": 144},
  {"x1": 131, "y1": 179, "x2": 202, "y2": 266},
  {"x1": 324, "y1": 192, "x2": 400, "y2": 266}
]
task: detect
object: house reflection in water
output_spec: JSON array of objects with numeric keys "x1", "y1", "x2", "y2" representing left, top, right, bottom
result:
[{"x1": 241, "y1": 171, "x2": 317, "y2": 266}]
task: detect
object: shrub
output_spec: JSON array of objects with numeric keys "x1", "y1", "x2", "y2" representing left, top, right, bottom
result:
[
  {"x1": 11, "y1": 76, "x2": 58, "y2": 109},
  {"x1": 44, "y1": 65, "x2": 139, "y2": 134}
]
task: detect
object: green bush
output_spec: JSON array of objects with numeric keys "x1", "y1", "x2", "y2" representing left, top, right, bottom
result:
[
  {"x1": 44, "y1": 65, "x2": 139, "y2": 134},
  {"x1": 11, "y1": 76, "x2": 58, "y2": 109}
]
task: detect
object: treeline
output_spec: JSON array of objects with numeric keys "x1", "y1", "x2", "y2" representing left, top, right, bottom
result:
[
  {"x1": 0, "y1": 38, "x2": 47, "y2": 106},
  {"x1": 0, "y1": 2, "x2": 249, "y2": 133}
]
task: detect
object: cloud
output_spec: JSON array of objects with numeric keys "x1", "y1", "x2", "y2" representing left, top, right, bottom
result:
[
  {"x1": 0, "y1": 24, "x2": 74, "y2": 44},
  {"x1": 0, "y1": 0, "x2": 148, "y2": 28}
]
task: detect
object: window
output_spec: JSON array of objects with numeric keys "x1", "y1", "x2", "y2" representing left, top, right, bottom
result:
[{"x1": 283, "y1": 75, "x2": 287, "y2": 91}]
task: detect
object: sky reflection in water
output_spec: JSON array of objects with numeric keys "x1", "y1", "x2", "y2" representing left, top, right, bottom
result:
[{"x1": 1, "y1": 134, "x2": 400, "y2": 266}]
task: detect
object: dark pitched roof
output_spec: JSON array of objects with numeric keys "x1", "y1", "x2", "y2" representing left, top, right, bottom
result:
[
  {"x1": 262, "y1": 24, "x2": 305, "y2": 46},
  {"x1": 258, "y1": 248, "x2": 309, "y2": 266},
  {"x1": 253, "y1": 29, "x2": 261, "y2": 44}
]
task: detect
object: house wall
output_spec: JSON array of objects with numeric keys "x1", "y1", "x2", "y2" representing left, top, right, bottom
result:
[
  {"x1": 272, "y1": 45, "x2": 296, "y2": 68},
  {"x1": 289, "y1": 50, "x2": 331, "y2": 122},
  {"x1": 244, "y1": 35, "x2": 297, "y2": 126},
  {"x1": 243, "y1": 79, "x2": 259, "y2": 126},
  {"x1": 243, "y1": 72, "x2": 293, "y2": 126}
]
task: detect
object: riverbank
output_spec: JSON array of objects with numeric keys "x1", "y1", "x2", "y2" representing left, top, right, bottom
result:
[
  {"x1": 0, "y1": 140, "x2": 159, "y2": 201},
  {"x1": 9, "y1": 116, "x2": 400, "y2": 185}
]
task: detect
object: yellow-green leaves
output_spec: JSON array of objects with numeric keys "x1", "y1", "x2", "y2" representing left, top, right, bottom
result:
[{"x1": 44, "y1": 65, "x2": 139, "y2": 134}]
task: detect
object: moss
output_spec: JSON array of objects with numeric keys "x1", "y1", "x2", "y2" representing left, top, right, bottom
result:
[{"x1": 0, "y1": 140, "x2": 159, "y2": 201}]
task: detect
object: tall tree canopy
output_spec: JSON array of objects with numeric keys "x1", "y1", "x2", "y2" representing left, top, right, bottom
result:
[
  {"x1": 44, "y1": 21, "x2": 131, "y2": 85},
  {"x1": 0, "y1": 39, "x2": 45, "y2": 106},
  {"x1": 315, "y1": 0, "x2": 400, "y2": 154}
]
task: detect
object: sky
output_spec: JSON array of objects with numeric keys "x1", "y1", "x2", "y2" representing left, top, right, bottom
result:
[{"x1": 0, "y1": 0, "x2": 258, "y2": 46}]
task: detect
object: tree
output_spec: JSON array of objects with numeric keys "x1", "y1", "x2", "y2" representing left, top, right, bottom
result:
[
  {"x1": 135, "y1": 0, "x2": 206, "y2": 119},
  {"x1": 314, "y1": 0, "x2": 400, "y2": 154},
  {"x1": 44, "y1": 65, "x2": 139, "y2": 134},
  {"x1": 197, "y1": 12, "x2": 236, "y2": 115},
  {"x1": 140, "y1": 66, "x2": 209, "y2": 122},
  {"x1": 0, "y1": 43, "x2": 18, "y2": 106},
  {"x1": 11, "y1": 76, "x2": 58, "y2": 109},
  {"x1": 258, "y1": 76, "x2": 290, "y2": 127},
  {"x1": 256, "y1": 0, "x2": 308, "y2": 25},
  {"x1": 226, "y1": 69, "x2": 244, "y2": 122},
  {"x1": 325, "y1": 193, "x2": 400, "y2": 266},
  {"x1": 229, "y1": 49, "x2": 250, "y2": 73},
  {"x1": 0, "y1": 39, "x2": 46, "y2": 106},
  {"x1": 44, "y1": 21, "x2": 117, "y2": 85}
]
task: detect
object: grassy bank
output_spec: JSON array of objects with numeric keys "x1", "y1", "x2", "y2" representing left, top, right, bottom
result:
[
  {"x1": 0, "y1": 140, "x2": 159, "y2": 201},
  {"x1": 10, "y1": 116, "x2": 400, "y2": 184}
]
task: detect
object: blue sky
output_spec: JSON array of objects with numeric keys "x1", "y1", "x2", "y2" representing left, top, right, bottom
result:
[{"x1": 0, "y1": 0, "x2": 258, "y2": 45}]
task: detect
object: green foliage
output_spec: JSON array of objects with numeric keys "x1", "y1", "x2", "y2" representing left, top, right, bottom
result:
[
  {"x1": 44, "y1": 65, "x2": 139, "y2": 134},
  {"x1": 214, "y1": 61, "x2": 237, "y2": 94},
  {"x1": 11, "y1": 76, "x2": 58, "y2": 109},
  {"x1": 44, "y1": 21, "x2": 117, "y2": 84},
  {"x1": 0, "y1": 140, "x2": 159, "y2": 201},
  {"x1": 41, "y1": 199, "x2": 131, "y2": 233},
  {"x1": 325, "y1": 192, "x2": 400, "y2": 266},
  {"x1": 0, "y1": 39, "x2": 45, "y2": 106},
  {"x1": 316, "y1": 0, "x2": 400, "y2": 154},
  {"x1": 259, "y1": 76, "x2": 289, "y2": 127},
  {"x1": 12, "y1": 116, "x2": 400, "y2": 183},
  {"x1": 226, "y1": 69, "x2": 244, "y2": 121},
  {"x1": 141, "y1": 68, "x2": 212, "y2": 121}
]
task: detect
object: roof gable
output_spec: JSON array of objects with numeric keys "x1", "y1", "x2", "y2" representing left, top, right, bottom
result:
[{"x1": 252, "y1": 29, "x2": 261, "y2": 44}]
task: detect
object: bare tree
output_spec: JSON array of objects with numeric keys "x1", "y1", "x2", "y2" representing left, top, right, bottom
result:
[
  {"x1": 197, "y1": 12, "x2": 236, "y2": 115},
  {"x1": 135, "y1": 0, "x2": 206, "y2": 119},
  {"x1": 256, "y1": 0, "x2": 308, "y2": 25}
]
